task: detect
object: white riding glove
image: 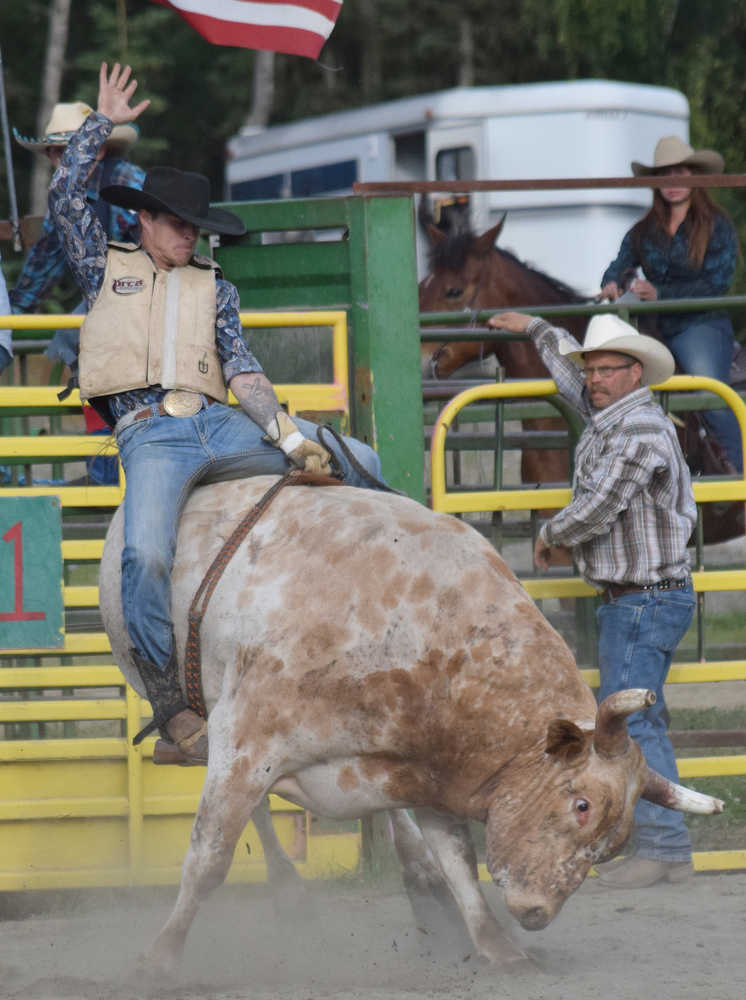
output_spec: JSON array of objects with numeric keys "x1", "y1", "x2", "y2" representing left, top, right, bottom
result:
[{"x1": 265, "y1": 410, "x2": 332, "y2": 476}]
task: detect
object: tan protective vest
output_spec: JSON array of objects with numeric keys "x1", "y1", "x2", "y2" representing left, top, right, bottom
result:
[{"x1": 79, "y1": 244, "x2": 227, "y2": 403}]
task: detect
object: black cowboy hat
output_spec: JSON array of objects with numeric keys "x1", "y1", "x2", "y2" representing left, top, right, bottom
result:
[{"x1": 101, "y1": 166, "x2": 247, "y2": 237}]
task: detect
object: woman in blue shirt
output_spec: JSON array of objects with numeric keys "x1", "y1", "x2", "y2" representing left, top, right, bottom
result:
[{"x1": 601, "y1": 136, "x2": 742, "y2": 471}]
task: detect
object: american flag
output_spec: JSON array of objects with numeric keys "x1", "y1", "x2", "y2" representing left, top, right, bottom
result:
[{"x1": 153, "y1": 0, "x2": 343, "y2": 59}]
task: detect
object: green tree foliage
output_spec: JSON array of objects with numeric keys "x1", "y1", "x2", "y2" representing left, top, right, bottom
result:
[
  {"x1": 518, "y1": 0, "x2": 682, "y2": 81},
  {"x1": 1, "y1": 0, "x2": 746, "y2": 296}
]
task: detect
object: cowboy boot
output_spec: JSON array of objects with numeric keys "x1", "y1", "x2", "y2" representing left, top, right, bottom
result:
[{"x1": 130, "y1": 648, "x2": 208, "y2": 766}]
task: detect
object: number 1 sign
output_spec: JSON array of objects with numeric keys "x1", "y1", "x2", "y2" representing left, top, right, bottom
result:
[{"x1": 0, "y1": 497, "x2": 64, "y2": 650}]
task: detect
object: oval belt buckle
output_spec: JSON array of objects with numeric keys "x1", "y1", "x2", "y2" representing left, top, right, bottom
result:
[{"x1": 163, "y1": 389, "x2": 203, "y2": 417}]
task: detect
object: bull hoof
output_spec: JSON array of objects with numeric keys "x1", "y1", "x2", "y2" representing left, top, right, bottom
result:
[
  {"x1": 469, "y1": 950, "x2": 538, "y2": 975},
  {"x1": 475, "y1": 936, "x2": 535, "y2": 971},
  {"x1": 501, "y1": 952, "x2": 539, "y2": 975},
  {"x1": 266, "y1": 853, "x2": 305, "y2": 892},
  {"x1": 134, "y1": 943, "x2": 181, "y2": 985}
]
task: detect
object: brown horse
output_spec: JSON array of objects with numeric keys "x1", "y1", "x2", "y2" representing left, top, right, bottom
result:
[
  {"x1": 418, "y1": 218, "x2": 584, "y2": 563},
  {"x1": 418, "y1": 218, "x2": 744, "y2": 546},
  {"x1": 419, "y1": 218, "x2": 588, "y2": 381}
]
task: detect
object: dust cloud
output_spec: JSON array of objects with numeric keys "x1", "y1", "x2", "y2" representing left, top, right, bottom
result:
[{"x1": 0, "y1": 873, "x2": 744, "y2": 999}]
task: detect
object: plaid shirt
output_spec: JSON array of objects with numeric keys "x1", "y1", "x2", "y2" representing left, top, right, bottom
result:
[
  {"x1": 527, "y1": 318, "x2": 696, "y2": 588},
  {"x1": 48, "y1": 112, "x2": 263, "y2": 423}
]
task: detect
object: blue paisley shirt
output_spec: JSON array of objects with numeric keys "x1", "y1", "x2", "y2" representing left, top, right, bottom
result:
[
  {"x1": 10, "y1": 155, "x2": 145, "y2": 313},
  {"x1": 48, "y1": 112, "x2": 262, "y2": 423},
  {"x1": 601, "y1": 213, "x2": 738, "y2": 337}
]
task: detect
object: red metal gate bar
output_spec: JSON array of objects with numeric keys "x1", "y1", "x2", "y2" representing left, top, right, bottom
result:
[{"x1": 354, "y1": 174, "x2": 746, "y2": 194}]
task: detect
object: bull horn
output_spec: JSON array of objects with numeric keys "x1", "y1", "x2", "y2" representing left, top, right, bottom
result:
[
  {"x1": 641, "y1": 766, "x2": 725, "y2": 814},
  {"x1": 593, "y1": 688, "x2": 656, "y2": 759}
]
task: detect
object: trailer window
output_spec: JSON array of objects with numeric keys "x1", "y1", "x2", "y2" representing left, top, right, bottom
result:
[
  {"x1": 393, "y1": 132, "x2": 426, "y2": 180},
  {"x1": 291, "y1": 160, "x2": 357, "y2": 197},
  {"x1": 435, "y1": 146, "x2": 475, "y2": 181},
  {"x1": 230, "y1": 173, "x2": 287, "y2": 201}
]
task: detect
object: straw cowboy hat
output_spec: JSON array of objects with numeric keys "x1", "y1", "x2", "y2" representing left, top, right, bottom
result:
[
  {"x1": 14, "y1": 102, "x2": 138, "y2": 153},
  {"x1": 102, "y1": 166, "x2": 247, "y2": 237},
  {"x1": 631, "y1": 135, "x2": 724, "y2": 177},
  {"x1": 558, "y1": 314, "x2": 675, "y2": 386}
]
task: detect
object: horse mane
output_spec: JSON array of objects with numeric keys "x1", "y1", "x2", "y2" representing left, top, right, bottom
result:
[
  {"x1": 494, "y1": 246, "x2": 586, "y2": 304},
  {"x1": 427, "y1": 228, "x2": 586, "y2": 304},
  {"x1": 427, "y1": 231, "x2": 481, "y2": 271}
]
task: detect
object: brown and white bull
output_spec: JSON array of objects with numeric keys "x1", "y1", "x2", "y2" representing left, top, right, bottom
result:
[{"x1": 99, "y1": 477, "x2": 722, "y2": 976}]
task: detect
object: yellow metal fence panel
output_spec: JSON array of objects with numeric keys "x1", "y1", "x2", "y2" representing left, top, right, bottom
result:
[{"x1": 0, "y1": 310, "x2": 360, "y2": 891}]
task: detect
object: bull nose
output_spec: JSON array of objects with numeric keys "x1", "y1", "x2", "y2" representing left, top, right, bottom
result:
[{"x1": 517, "y1": 905, "x2": 552, "y2": 931}]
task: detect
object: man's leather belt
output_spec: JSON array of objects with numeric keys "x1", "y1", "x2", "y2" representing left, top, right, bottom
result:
[
  {"x1": 601, "y1": 577, "x2": 690, "y2": 603},
  {"x1": 116, "y1": 393, "x2": 217, "y2": 430},
  {"x1": 132, "y1": 402, "x2": 169, "y2": 422}
]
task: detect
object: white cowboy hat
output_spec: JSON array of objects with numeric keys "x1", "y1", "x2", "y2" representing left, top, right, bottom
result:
[
  {"x1": 13, "y1": 101, "x2": 139, "y2": 152},
  {"x1": 631, "y1": 135, "x2": 724, "y2": 177},
  {"x1": 558, "y1": 314, "x2": 675, "y2": 386}
]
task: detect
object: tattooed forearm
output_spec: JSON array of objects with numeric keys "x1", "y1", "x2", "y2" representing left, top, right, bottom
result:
[{"x1": 229, "y1": 372, "x2": 282, "y2": 430}]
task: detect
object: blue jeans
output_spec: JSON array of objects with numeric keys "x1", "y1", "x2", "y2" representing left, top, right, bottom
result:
[
  {"x1": 662, "y1": 315, "x2": 743, "y2": 471},
  {"x1": 596, "y1": 581, "x2": 695, "y2": 862},
  {"x1": 87, "y1": 427, "x2": 119, "y2": 485},
  {"x1": 116, "y1": 403, "x2": 385, "y2": 668}
]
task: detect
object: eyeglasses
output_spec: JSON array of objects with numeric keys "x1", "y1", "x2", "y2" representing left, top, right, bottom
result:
[{"x1": 583, "y1": 362, "x2": 636, "y2": 380}]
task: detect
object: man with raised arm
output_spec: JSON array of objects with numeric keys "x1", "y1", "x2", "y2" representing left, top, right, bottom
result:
[
  {"x1": 50, "y1": 63, "x2": 384, "y2": 765},
  {"x1": 488, "y1": 309, "x2": 697, "y2": 889}
]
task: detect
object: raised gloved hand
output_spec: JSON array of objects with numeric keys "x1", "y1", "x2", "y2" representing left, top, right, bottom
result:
[{"x1": 265, "y1": 410, "x2": 332, "y2": 475}]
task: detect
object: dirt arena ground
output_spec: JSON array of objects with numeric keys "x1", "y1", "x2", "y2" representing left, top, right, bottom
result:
[{"x1": 1, "y1": 870, "x2": 744, "y2": 1000}]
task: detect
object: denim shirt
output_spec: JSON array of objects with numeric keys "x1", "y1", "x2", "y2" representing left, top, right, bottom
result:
[
  {"x1": 601, "y1": 213, "x2": 737, "y2": 337},
  {"x1": 48, "y1": 112, "x2": 263, "y2": 423}
]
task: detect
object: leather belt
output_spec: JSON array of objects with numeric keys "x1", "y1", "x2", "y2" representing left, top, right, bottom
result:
[
  {"x1": 132, "y1": 402, "x2": 169, "y2": 422},
  {"x1": 601, "y1": 577, "x2": 690, "y2": 603},
  {"x1": 115, "y1": 394, "x2": 217, "y2": 435}
]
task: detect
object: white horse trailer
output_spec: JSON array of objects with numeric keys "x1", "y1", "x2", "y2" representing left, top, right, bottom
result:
[{"x1": 225, "y1": 81, "x2": 689, "y2": 295}]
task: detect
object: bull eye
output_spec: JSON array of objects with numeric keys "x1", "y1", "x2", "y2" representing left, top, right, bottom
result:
[
  {"x1": 445, "y1": 287, "x2": 463, "y2": 299},
  {"x1": 573, "y1": 798, "x2": 591, "y2": 825}
]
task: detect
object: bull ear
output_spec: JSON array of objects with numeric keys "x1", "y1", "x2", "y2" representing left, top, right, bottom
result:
[{"x1": 545, "y1": 719, "x2": 590, "y2": 764}]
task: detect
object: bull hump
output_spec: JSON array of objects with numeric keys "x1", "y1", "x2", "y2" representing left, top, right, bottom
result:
[
  {"x1": 173, "y1": 479, "x2": 514, "y2": 598},
  {"x1": 174, "y1": 478, "x2": 450, "y2": 564}
]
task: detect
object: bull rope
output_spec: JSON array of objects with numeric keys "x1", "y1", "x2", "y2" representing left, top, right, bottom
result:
[{"x1": 183, "y1": 468, "x2": 341, "y2": 717}]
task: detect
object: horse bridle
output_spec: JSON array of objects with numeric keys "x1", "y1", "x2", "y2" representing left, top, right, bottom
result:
[{"x1": 429, "y1": 269, "x2": 488, "y2": 379}]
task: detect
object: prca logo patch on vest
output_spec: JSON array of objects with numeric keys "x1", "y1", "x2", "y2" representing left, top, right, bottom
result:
[{"x1": 112, "y1": 276, "x2": 145, "y2": 295}]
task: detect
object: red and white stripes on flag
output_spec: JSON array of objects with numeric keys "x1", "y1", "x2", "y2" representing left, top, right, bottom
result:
[{"x1": 153, "y1": 0, "x2": 343, "y2": 59}]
